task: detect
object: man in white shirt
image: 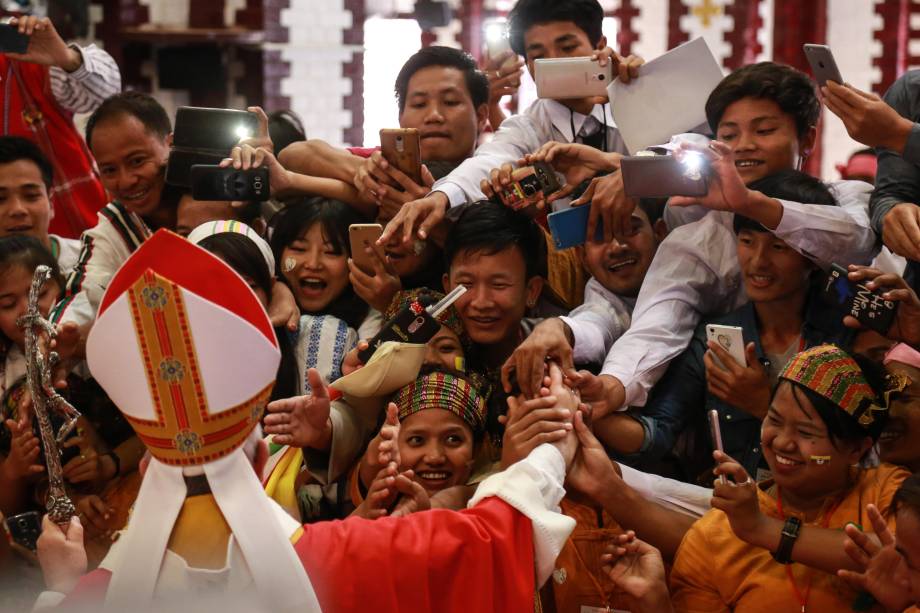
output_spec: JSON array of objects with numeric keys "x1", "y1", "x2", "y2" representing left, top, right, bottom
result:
[
  {"x1": 502, "y1": 194, "x2": 668, "y2": 397},
  {"x1": 380, "y1": 0, "x2": 643, "y2": 247},
  {"x1": 566, "y1": 62, "x2": 878, "y2": 418}
]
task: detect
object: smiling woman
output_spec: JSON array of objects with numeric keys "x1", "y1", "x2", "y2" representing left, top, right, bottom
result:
[{"x1": 670, "y1": 345, "x2": 910, "y2": 612}]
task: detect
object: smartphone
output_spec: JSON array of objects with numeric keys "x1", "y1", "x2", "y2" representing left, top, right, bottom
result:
[
  {"x1": 822, "y1": 263, "x2": 899, "y2": 335},
  {"x1": 534, "y1": 57, "x2": 613, "y2": 100},
  {"x1": 706, "y1": 324, "x2": 747, "y2": 368},
  {"x1": 173, "y1": 107, "x2": 259, "y2": 151},
  {"x1": 4, "y1": 511, "x2": 41, "y2": 552},
  {"x1": 379, "y1": 128, "x2": 422, "y2": 185},
  {"x1": 486, "y1": 33, "x2": 518, "y2": 72},
  {"x1": 348, "y1": 223, "x2": 385, "y2": 275},
  {"x1": 547, "y1": 203, "x2": 603, "y2": 250},
  {"x1": 803, "y1": 44, "x2": 843, "y2": 87},
  {"x1": 0, "y1": 23, "x2": 29, "y2": 54},
  {"x1": 708, "y1": 409, "x2": 727, "y2": 485},
  {"x1": 189, "y1": 165, "x2": 270, "y2": 201},
  {"x1": 621, "y1": 155, "x2": 708, "y2": 199},
  {"x1": 358, "y1": 296, "x2": 441, "y2": 363},
  {"x1": 165, "y1": 149, "x2": 226, "y2": 188},
  {"x1": 495, "y1": 162, "x2": 562, "y2": 210}
]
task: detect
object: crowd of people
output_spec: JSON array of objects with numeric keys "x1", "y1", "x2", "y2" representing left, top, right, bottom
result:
[{"x1": 3, "y1": 0, "x2": 920, "y2": 610}]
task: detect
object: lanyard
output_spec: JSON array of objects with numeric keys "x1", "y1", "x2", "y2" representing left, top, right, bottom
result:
[{"x1": 776, "y1": 487, "x2": 842, "y2": 612}]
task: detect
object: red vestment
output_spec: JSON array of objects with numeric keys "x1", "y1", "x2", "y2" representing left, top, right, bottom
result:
[{"x1": 60, "y1": 497, "x2": 536, "y2": 612}]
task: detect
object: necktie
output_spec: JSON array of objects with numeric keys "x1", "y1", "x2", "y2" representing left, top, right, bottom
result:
[{"x1": 578, "y1": 116, "x2": 606, "y2": 151}]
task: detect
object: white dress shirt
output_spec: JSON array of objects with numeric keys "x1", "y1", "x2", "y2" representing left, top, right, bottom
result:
[
  {"x1": 559, "y1": 276, "x2": 636, "y2": 365},
  {"x1": 603, "y1": 179, "x2": 878, "y2": 409},
  {"x1": 433, "y1": 98, "x2": 627, "y2": 208}
]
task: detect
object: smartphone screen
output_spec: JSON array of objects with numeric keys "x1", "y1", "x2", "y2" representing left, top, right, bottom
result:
[
  {"x1": 173, "y1": 107, "x2": 259, "y2": 151},
  {"x1": 0, "y1": 24, "x2": 29, "y2": 54}
]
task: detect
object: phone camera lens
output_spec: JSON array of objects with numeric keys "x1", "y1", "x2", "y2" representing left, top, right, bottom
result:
[
  {"x1": 598, "y1": 74, "x2": 605, "y2": 81},
  {"x1": 523, "y1": 183, "x2": 537, "y2": 197},
  {"x1": 818, "y1": 62, "x2": 825, "y2": 68}
]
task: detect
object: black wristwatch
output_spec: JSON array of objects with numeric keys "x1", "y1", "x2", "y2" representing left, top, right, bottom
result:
[
  {"x1": 772, "y1": 516, "x2": 802, "y2": 564},
  {"x1": 105, "y1": 451, "x2": 121, "y2": 478}
]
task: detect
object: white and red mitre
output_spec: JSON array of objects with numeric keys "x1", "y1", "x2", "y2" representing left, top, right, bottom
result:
[{"x1": 86, "y1": 230, "x2": 318, "y2": 611}]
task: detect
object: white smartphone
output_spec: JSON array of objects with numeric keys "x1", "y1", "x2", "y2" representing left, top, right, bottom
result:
[
  {"x1": 708, "y1": 409, "x2": 727, "y2": 485},
  {"x1": 534, "y1": 57, "x2": 613, "y2": 100},
  {"x1": 706, "y1": 324, "x2": 747, "y2": 368},
  {"x1": 803, "y1": 44, "x2": 843, "y2": 87},
  {"x1": 486, "y1": 33, "x2": 517, "y2": 70}
]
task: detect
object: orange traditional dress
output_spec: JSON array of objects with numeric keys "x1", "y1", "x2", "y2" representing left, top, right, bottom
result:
[{"x1": 670, "y1": 463, "x2": 908, "y2": 612}]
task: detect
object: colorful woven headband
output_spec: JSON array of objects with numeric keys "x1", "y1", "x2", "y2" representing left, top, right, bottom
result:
[
  {"x1": 385, "y1": 288, "x2": 466, "y2": 344},
  {"x1": 779, "y1": 345, "x2": 885, "y2": 430},
  {"x1": 393, "y1": 371, "x2": 486, "y2": 433}
]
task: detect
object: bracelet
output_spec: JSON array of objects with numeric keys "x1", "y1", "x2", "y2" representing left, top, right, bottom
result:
[
  {"x1": 105, "y1": 451, "x2": 121, "y2": 478},
  {"x1": 772, "y1": 516, "x2": 802, "y2": 564}
]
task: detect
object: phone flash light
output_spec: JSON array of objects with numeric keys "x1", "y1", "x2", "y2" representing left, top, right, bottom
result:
[
  {"x1": 484, "y1": 22, "x2": 506, "y2": 46},
  {"x1": 809, "y1": 455, "x2": 831, "y2": 465},
  {"x1": 235, "y1": 125, "x2": 252, "y2": 140},
  {"x1": 681, "y1": 151, "x2": 704, "y2": 180}
]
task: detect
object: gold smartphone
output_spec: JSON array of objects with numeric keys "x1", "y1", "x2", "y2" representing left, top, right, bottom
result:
[{"x1": 379, "y1": 128, "x2": 422, "y2": 185}]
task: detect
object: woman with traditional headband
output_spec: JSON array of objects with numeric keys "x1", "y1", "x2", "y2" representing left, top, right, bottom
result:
[{"x1": 670, "y1": 345, "x2": 910, "y2": 612}]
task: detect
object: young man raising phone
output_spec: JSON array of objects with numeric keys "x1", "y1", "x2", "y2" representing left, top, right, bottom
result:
[{"x1": 380, "y1": 0, "x2": 643, "y2": 246}]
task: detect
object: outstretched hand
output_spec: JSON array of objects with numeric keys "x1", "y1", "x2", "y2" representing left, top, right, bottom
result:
[
  {"x1": 837, "y1": 504, "x2": 913, "y2": 612},
  {"x1": 601, "y1": 531, "x2": 672, "y2": 612},
  {"x1": 263, "y1": 368, "x2": 333, "y2": 449}
]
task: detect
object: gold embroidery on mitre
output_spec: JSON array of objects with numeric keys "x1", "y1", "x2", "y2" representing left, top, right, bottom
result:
[
  {"x1": 122, "y1": 270, "x2": 269, "y2": 466},
  {"x1": 158, "y1": 358, "x2": 185, "y2": 383},
  {"x1": 141, "y1": 284, "x2": 169, "y2": 309},
  {"x1": 174, "y1": 429, "x2": 202, "y2": 455}
]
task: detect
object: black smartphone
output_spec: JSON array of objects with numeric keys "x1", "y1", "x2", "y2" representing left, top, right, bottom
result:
[
  {"x1": 172, "y1": 107, "x2": 259, "y2": 151},
  {"x1": 5, "y1": 511, "x2": 41, "y2": 552},
  {"x1": 165, "y1": 149, "x2": 225, "y2": 188},
  {"x1": 189, "y1": 164, "x2": 270, "y2": 201},
  {"x1": 0, "y1": 24, "x2": 30, "y2": 54},
  {"x1": 621, "y1": 155, "x2": 708, "y2": 199},
  {"x1": 822, "y1": 263, "x2": 899, "y2": 334},
  {"x1": 358, "y1": 296, "x2": 441, "y2": 363}
]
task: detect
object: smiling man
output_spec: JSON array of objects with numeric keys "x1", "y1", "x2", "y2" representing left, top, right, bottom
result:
[
  {"x1": 51, "y1": 91, "x2": 178, "y2": 329},
  {"x1": 0, "y1": 137, "x2": 81, "y2": 273}
]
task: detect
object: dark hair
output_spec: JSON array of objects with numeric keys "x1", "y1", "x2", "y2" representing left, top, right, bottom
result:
[
  {"x1": 444, "y1": 200, "x2": 545, "y2": 279},
  {"x1": 508, "y1": 0, "x2": 604, "y2": 56},
  {"x1": 0, "y1": 137, "x2": 53, "y2": 189},
  {"x1": 197, "y1": 233, "x2": 272, "y2": 296},
  {"x1": 394, "y1": 46, "x2": 489, "y2": 113},
  {"x1": 269, "y1": 198, "x2": 371, "y2": 330},
  {"x1": 637, "y1": 197, "x2": 667, "y2": 226},
  {"x1": 734, "y1": 170, "x2": 837, "y2": 235},
  {"x1": 85, "y1": 91, "x2": 172, "y2": 151},
  {"x1": 0, "y1": 236, "x2": 63, "y2": 346},
  {"x1": 196, "y1": 232, "x2": 298, "y2": 401},
  {"x1": 706, "y1": 62, "x2": 820, "y2": 139},
  {"x1": 779, "y1": 352, "x2": 889, "y2": 449},
  {"x1": 268, "y1": 109, "x2": 306, "y2": 155},
  {"x1": 891, "y1": 473, "x2": 920, "y2": 517}
]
